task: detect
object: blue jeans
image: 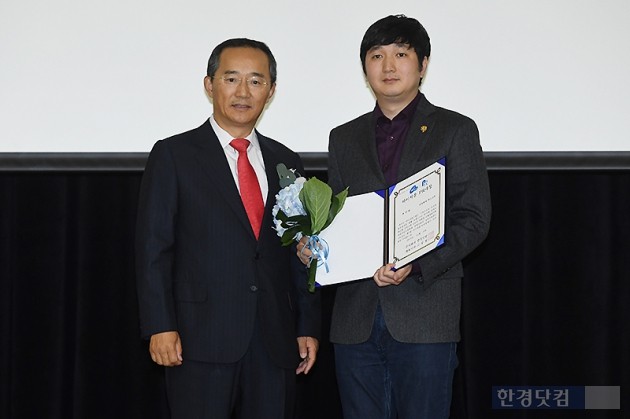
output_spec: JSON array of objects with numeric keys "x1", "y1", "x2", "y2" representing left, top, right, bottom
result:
[{"x1": 334, "y1": 305, "x2": 458, "y2": 419}]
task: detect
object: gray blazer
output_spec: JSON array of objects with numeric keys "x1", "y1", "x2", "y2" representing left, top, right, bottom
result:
[{"x1": 327, "y1": 93, "x2": 491, "y2": 344}]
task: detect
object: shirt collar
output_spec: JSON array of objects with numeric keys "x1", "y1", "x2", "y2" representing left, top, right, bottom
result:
[
  {"x1": 209, "y1": 115, "x2": 261, "y2": 152},
  {"x1": 373, "y1": 91, "x2": 421, "y2": 123}
]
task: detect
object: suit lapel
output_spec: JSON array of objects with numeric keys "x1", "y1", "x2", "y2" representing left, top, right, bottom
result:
[
  {"x1": 361, "y1": 116, "x2": 387, "y2": 186},
  {"x1": 190, "y1": 121, "x2": 256, "y2": 239},
  {"x1": 258, "y1": 134, "x2": 284, "y2": 244},
  {"x1": 398, "y1": 94, "x2": 438, "y2": 180},
  {"x1": 329, "y1": 113, "x2": 388, "y2": 197}
]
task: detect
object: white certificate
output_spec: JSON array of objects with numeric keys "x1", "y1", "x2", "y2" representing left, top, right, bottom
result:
[
  {"x1": 388, "y1": 160, "x2": 445, "y2": 269},
  {"x1": 315, "y1": 159, "x2": 446, "y2": 286}
]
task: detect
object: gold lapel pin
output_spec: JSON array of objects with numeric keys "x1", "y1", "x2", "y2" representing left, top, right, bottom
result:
[{"x1": 420, "y1": 125, "x2": 428, "y2": 133}]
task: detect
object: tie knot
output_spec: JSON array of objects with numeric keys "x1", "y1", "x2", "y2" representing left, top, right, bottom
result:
[{"x1": 230, "y1": 138, "x2": 250, "y2": 153}]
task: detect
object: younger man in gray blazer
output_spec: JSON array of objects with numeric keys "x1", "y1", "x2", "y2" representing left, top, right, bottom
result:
[{"x1": 324, "y1": 15, "x2": 491, "y2": 419}]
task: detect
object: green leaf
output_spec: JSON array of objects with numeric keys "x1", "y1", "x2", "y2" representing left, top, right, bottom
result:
[
  {"x1": 280, "y1": 226, "x2": 302, "y2": 246},
  {"x1": 276, "y1": 163, "x2": 297, "y2": 188},
  {"x1": 283, "y1": 214, "x2": 308, "y2": 224},
  {"x1": 322, "y1": 187, "x2": 348, "y2": 230},
  {"x1": 299, "y1": 178, "x2": 332, "y2": 234},
  {"x1": 275, "y1": 210, "x2": 289, "y2": 222}
]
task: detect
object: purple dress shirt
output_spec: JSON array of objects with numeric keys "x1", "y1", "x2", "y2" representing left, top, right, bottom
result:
[
  {"x1": 374, "y1": 92, "x2": 423, "y2": 275},
  {"x1": 374, "y1": 92, "x2": 421, "y2": 186}
]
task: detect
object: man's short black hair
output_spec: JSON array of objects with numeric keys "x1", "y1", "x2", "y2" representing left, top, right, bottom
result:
[
  {"x1": 360, "y1": 15, "x2": 431, "y2": 74},
  {"x1": 207, "y1": 38, "x2": 277, "y2": 85}
]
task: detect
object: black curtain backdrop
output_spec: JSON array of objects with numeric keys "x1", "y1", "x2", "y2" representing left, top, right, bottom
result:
[{"x1": 1, "y1": 163, "x2": 629, "y2": 418}]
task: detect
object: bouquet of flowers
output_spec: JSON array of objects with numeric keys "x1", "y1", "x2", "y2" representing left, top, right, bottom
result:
[{"x1": 272, "y1": 164, "x2": 348, "y2": 292}]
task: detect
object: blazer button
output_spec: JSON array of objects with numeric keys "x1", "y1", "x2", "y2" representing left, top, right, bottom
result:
[{"x1": 250, "y1": 285, "x2": 258, "y2": 292}]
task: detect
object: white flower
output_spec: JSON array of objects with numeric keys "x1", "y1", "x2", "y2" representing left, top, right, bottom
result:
[{"x1": 272, "y1": 177, "x2": 307, "y2": 238}]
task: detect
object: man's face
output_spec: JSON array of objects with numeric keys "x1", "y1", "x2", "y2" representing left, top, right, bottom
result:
[
  {"x1": 204, "y1": 47, "x2": 275, "y2": 138},
  {"x1": 364, "y1": 43, "x2": 427, "y2": 106}
]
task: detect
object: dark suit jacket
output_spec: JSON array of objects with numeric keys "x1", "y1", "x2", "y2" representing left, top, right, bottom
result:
[
  {"x1": 135, "y1": 120, "x2": 320, "y2": 369},
  {"x1": 327, "y1": 93, "x2": 491, "y2": 344}
]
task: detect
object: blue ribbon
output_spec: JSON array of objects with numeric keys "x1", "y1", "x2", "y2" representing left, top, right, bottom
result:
[{"x1": 302, "y1": 235, "x2": 330, "y2": 273}]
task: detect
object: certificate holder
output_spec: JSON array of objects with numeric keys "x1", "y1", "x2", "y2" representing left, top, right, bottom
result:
[
  {"x1": 386, "y1": 158, "x2": 446, "y2": 269},
  {"x1": 381, "y1": 184, "x2": 396, "y2": 266},
  {"x1": 315, "y1": 158, "x2": 446, "y2": 286}
]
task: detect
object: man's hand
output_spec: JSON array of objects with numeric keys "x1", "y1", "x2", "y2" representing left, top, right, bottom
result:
[
  {"x1": 295, "y1": 336, "x2": 319, "y2": 375},
  {"x1": 296, "y1": 236, "x2": 312, "y2": 266},
  {"x1": 149, "y1": 331, "x2": 183, "y2": 366},
  {"x1": 373, "y1": 263, "x2": 413, "y2": 287}
]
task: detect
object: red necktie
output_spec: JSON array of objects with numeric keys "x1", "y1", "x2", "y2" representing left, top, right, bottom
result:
[{"x1": 230, "y1": 138, "x2": 264, "y2": 239}]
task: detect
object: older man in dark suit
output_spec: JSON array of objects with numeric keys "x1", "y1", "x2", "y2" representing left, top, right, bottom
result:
[
  {"x1": 318, "y1": 15, "x2": 491, "y2": 419},
  {"x1": 135, "y1": 38, "x2": 320, "y2": 419}
]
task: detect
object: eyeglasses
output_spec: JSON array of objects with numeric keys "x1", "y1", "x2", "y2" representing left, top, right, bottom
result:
[{"x1": 217, "y1": 75, "x2": 269, "y2": 89}]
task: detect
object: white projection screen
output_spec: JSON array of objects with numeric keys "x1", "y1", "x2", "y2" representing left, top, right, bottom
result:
[{"x1": 1, "y1": 0, "x2": 629, "y2": 153}]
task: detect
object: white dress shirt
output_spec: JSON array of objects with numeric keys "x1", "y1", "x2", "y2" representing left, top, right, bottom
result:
[{"x1": 209, "y1": 115, "x2": 268, "y2": 204}]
